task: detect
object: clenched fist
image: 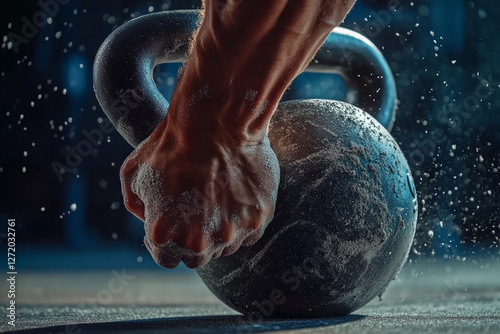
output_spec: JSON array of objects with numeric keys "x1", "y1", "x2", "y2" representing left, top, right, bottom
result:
[
  {"x1": 121, "y1": 123, "x2": 279, "y2": 268},
  {"x1": 120, "y1": 0, "x2": 356, "y2": 268}
]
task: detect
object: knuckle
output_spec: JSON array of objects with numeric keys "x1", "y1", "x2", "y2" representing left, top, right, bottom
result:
[{"x1": 119, "y1": 159, "x2": 136, "y2": 182}]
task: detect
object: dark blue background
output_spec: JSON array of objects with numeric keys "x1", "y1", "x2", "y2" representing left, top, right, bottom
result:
[{"x1": 0, "y1": 0, "x2": 498, "y2": 270}]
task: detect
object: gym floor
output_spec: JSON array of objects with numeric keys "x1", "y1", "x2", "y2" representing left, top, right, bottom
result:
[{"x1": 2, "y1": 253, "x2": 499, "y2": 334}]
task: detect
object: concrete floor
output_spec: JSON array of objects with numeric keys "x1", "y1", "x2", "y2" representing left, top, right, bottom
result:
[{"x1": 1, "y1": 259, "x2": 499, "y2": 333}]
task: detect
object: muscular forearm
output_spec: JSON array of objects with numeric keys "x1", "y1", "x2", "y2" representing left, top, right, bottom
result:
[
  {"x1": 164, "y1": 0, "x2": 356, "y2": 145},
  {"x1": 120, "y1": 0, "x2": 357, "y2": 268}
]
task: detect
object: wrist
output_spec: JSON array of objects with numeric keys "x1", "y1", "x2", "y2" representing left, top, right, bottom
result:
[
  {"x1": 164, "y1": 66, "x2": 271, "y2": 147},
  {"x1": 163, "y1": 101, "x2": 269, "y2": 149}
]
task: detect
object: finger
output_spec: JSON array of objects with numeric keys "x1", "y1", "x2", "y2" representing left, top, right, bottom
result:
[
  {"x1": 183, "y1": 253, "x2": 211, "y2": 269},
  {"x1": 241, "y1": 228, "x2": 263, "y2": 246},
  {"x1": 120, "y1": 157, "x2": 146, "y2": 221},
  {"x1": 144, "y1": 236, "x2": 182, "y2": 269},
  {"x1": 172, "y1": 223, "x2": 208, "y2": 254},
  {"x1": 221, "y1": 232, "x2": 246, "y2": 256}
]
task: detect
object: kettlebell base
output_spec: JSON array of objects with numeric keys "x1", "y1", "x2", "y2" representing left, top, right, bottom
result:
[{"x1": 197, "y1": 100, "x2": 417, "y2": 318}]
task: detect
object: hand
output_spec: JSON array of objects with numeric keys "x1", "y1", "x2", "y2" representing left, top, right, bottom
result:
[
  {"x1": 119, "y1": 0, "x2": 356, "y2": 269},
  {"x1": 120, "y1": 122, "x2": 280, "y2": 268}
]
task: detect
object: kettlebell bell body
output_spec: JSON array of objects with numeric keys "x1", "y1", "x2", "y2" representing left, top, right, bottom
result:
[{"x1": 197, "y1": 100, "x2": 417, "y2": 317}]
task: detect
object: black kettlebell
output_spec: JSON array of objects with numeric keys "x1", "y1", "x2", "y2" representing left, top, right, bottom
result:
[{"x1": 94, "y1": 10, "x2": 417, "y2": 318}]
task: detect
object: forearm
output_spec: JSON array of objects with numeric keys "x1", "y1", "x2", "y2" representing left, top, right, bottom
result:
[
  {"x1": 119, "y1": 0, "x2": 357, "y2": 268},
  {"x1": 165, "y1": 0, "x2": 356, "y2": 145}
]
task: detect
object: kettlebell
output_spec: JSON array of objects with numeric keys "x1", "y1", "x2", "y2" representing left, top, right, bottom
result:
[
  {"x1": 94, "y1": 10, "x2": 396, "y2": 147},
  {"x1": 94, "y1": 10, "x2": 417, "y2": 318}
]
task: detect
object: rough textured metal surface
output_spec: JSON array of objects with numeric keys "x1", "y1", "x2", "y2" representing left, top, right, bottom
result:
[{"x1": 197, "y1": 100, "x2": 417, "y2": 317}]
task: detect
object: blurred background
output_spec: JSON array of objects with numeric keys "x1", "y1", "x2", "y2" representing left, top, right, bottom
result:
[{"x1": 0, "y1": 0, "x2": 498, "y2": 274}]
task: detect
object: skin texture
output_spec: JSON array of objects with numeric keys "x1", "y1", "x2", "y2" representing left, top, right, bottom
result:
[{"x1": 121, "y1": 0, "x2": 357, "y2": 268}]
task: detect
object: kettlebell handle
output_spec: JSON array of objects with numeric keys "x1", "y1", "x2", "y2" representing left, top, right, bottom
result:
[{"x1": 94, "y1": 10, "x2": 396, "y2": 148}]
